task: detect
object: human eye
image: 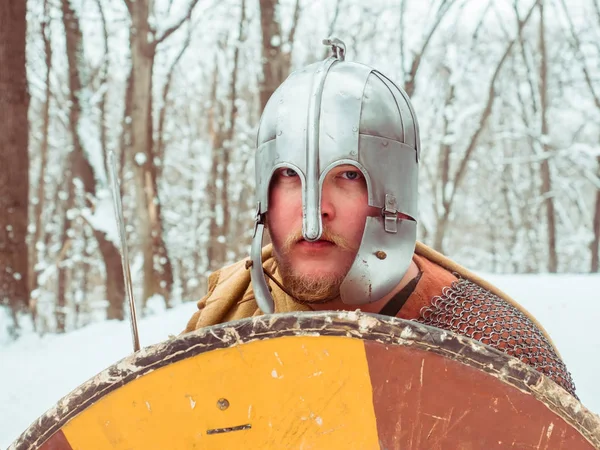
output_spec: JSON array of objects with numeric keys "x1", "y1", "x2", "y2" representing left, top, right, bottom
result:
[
  {"x1": 340, "y1": 170, "x2": 362, "y2": 181},
  {"x1": 279, "y1": 167, "x2": 299, "y2": 177}
]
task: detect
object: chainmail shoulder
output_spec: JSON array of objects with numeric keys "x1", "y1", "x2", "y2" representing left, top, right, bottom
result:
[{"x1": 415, "y1": 277, "x2": 577, "y2": 398}]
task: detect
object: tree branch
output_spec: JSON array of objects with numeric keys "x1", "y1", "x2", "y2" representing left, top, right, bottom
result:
[
  {"x1": 593, "y1": 0, "x2": 600, "y2": 27},
  {"x1": 286, "y1": 0, "x2": 302, "y2": 55},
  {"x1": 156, "y1": 25, "x2": 193, "y2": 173},
  {"x1": 404, "y1": 0, "x2": 456, "y2": 96},
  {"x1": 156, "y1": 0, "x2": 201, "y2": 45},
  {"x1": 447, "y1": 0, "x2": 540, "y2": 210},
  {"x1": 557, "y1": 0, "x2": 600, "y2": 110},
  {"x1": 322, "y1": 0, "x2": 342, "y2": 59},
  {"x1": 94, "y1": 0, "x2": 110, "y2": 178}
]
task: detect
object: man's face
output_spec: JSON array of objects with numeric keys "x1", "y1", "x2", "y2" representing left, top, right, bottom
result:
[{"x1": 267, "y1": 164, "x2": 378, "y2": 303}]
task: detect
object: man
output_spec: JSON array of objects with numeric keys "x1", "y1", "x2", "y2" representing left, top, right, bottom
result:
[{"x1": 184, "y1": 39, "x2": 576, "y2": 397}]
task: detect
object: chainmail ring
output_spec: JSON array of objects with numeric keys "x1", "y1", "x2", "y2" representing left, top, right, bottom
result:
[{"x1": 416, "y1": 277, "x2": 577, "y2": 398}]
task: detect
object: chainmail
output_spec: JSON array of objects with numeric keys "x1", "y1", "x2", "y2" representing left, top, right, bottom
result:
[{"x1": 416, "y1": 277, "x2": 577, "y2": 398}]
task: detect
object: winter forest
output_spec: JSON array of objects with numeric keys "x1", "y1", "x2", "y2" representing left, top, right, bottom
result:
[{"x1": 0, "y1": 0, "x2": 599, "y2": 339}]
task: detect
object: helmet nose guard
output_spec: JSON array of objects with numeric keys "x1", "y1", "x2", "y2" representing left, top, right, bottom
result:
[
  {"x1": 303, "y1": 54, "x2": 337, "y2": 242},
  {"x1": 250, "y1": 38, "x2": 420, "y2": 314}
]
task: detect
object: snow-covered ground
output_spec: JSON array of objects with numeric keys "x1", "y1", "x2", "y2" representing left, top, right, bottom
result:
[{"x1": 1, "y1": 273, "x2": 599, "y2": 447}]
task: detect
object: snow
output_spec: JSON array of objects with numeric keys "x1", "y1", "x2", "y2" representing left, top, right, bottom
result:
[
  {"x1": 134, "y1": 152, "x2": 148, "y2": 165},
  {"x1": 80, "y1": 188, "x2": 121, "y2": 247},
  {"x1": 1, "y1": 273, "x2": 599, "y2": 447}
]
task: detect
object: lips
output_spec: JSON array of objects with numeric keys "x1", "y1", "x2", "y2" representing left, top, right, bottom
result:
[
  {"x1": 299, "y1": 238, "x2": 333, "y2": 244},
  {"x1": 297, "y1": 239, "x2": 335, "y2": 251}
]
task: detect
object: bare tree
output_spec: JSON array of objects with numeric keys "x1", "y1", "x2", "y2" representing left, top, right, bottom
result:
[
  {"x1": 0, "y1": 1, "x2": 30, "y2": 336},
  {"x1": 431, "y1": 67, "x2": 456, "y2": 252},
  {"x1": 56, "y1": 173, "x2": 74, "y2": 333},
  {"x1": 156, "y1": 27, "x2": 193, "y2": 179},
  {"x1": 537, "y1": 0, "x2": 558, "y2": 272},
  {"x1": 206, "y1": 52, "x2": 225, "y2": 270},
  {"x1": 431, "y1": 1, "x2": 539, "y2": 253},
  {"x1": 509, "y1": 2, "x2": 546, "y2": 272},
  {"x1": 591, "y1": 0, "x2": 600, "y2": 274},
  {"x1": 123, "y1": 0, "x2": 200, "y2": 309},
  {"x1": 94, "y1": 0, "x2": 110, "y2": 179},
  {"x1": 592, "y1": 169, "x2": 600, "y2": 272},
  {"x1": 29, "y1": 0, "x2": 53, "y2": 329},
  {"x1": 60, "y1": 0, "x2": 127, "y2": 320},
  {"x1": 258, "y1": 0, "x2": 301, "y2": 112},
  {"x1": 320, "y1": 0, "x2": 343, "y2": 60},
  {"x1": 402, "y1": 0, "x2": 456, "y2": 96},
  {"x1": 211, "y1": 0, "x2": 247, "y2": 269},
  {"x1": 556, "y1": 0, "x2": 600, "y2": 272}
]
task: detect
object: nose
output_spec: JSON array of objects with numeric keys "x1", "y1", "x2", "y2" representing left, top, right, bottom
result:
[
  {"x1": 320, "y1": 183, "x2": 335, "y2": 222},
  {"x1": 303, "y1": 179, "x2": 335, "y2": 242}
]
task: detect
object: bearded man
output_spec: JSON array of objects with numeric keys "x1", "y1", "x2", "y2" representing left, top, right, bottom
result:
[{"x1": 183, "y1": 39, "x2": 577, "y2": 398}]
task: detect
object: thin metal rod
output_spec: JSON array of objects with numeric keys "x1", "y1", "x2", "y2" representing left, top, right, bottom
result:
[{"x1": 108, "y1": 150, "x2": 141, "y2": 352}]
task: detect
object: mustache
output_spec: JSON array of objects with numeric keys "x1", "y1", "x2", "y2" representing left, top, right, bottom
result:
[{"x1": 281, "y1": 229, "x2": 356, "y2": 252}]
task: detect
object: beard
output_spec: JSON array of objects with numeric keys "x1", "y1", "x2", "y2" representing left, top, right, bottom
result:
[{"x1": 271, "y1": 228, "x2": 358, "y2": 304}]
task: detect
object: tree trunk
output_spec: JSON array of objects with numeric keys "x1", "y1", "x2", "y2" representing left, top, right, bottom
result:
[
  {"x1": 206, "y1": 55, "x2": 226, "y2": 271},
  {"x1": 95, "y1": 0, "x2": 110, "y2": 179},
  {"x1": 0, "y1": 1, "x2": 30, "y2": 333},
  {"x1": 61, "y1": 0, "x2": 126, "y2": 320},
  {"x1": 429, "y1": 3, "x2": 538, "y2": 255},
  {"x1": 432, "y1": 214, "x2": 450, "y2": 255},
  {"x1": 127, "y1": 0, "x2": 173, "y2": 309},
  {"x1": 538, "y1": 0, "x2": 558, "y2": 272},
  {"x1": 219, "y1": 0, "x2": 296, "y2": 262},
  {"x1": 258, "y1": 0, "x2": 292, "y2": 112},
  {"x1": 156, "y1": 30, "x2": 192, "y2": 180},
  {"x1": 29, "y1": 0, "x2": 53, "y2": 329},
  {"x1": 591, "y1": 155, "x2": 600, "y2": 272},
  {"x1": 432, "y1": 77, "x2": 455, "y2": 254},
  {"x1": 555, "y1": 0, "x2": 600, "y2": 272},
  {"x1": 94, "y1": 229, "x2": 126, "y2": 319},
  {"x1": 56, "y1": 168, "x2": 74, "y2": 333},
  {"x1": 207, "y1": 0, "x2": 246, "y2": 270},
  {"x1": 403, "y1": 0, "x2": 455, "y2": 97}
]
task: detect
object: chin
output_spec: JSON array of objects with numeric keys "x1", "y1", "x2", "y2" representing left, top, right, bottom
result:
[
  {"x1": 275, "y1": 246, "x2": 353, "y2": 282},
  {"x1": 293, "y1": 262, "x2": 346, "y2": 281}
]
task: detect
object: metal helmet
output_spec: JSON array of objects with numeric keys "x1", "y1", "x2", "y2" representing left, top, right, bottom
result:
[{"x1": 250, "y1": 38, "x2": 420, "y2": 314}]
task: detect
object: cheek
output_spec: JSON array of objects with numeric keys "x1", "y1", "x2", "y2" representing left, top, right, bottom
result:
[
  {"x1": 267, "y1": 187, "x2": 301, "y2": 242},
  {"x1": 342, "y1": 199, "x2": 373, "y2": 241}
]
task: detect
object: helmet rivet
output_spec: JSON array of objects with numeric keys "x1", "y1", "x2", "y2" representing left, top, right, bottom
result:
[
  {"x1": 352, "y1": 126, "x2": 358, "y2": 132},
  {"x1": 217, "y1": 398, "x2": 230, "y2": 410},
  {"x1": 383, "y1": 141, "x2": 389, "y2": 147},
  {"x1": 277, "y1": 130, "x2": 283, "y2": 136},
  {"x1": 375, "y1": 251, "x2": 387, "y2": 260}
]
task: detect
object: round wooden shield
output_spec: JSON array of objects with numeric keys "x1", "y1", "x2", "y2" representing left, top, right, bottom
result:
[{"x1": 9, "y1": 311, "x2": 600, "y2": 449}]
